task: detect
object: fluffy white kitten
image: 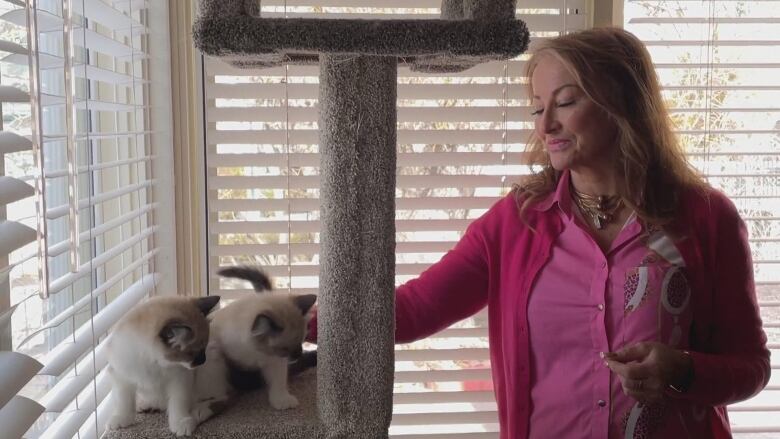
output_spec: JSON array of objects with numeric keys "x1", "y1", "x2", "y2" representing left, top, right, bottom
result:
[
  {"x1": 195, "y1": 266, "x2": 316, "y2": 419},
  {"x1": 105, "y1": 295, "x2": 220, "y2": 437}
]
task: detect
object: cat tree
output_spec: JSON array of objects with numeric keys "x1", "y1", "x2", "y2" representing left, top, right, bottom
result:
[{"x1": 107, "y1": 1, "x2": 527, "y2": 437}]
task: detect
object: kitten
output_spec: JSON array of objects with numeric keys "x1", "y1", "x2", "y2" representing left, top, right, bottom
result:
[
  {"x1": 105, "y1": 295, "x2": 220, "y2": 437},
  {"x1": 195, "y1": 266, "x2": 317, "y2": 416}
]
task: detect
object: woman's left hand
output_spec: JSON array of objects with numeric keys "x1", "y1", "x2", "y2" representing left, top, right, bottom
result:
[{"x1": 603, "y1": 342, "x2": 692, "y2": 404}]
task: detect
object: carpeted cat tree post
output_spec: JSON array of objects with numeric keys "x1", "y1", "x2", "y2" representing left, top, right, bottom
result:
[{"x1": 106, "y1": 1, "x2": 527, "y2": 437}]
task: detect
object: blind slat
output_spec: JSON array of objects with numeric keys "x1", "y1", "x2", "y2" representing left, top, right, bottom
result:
[
  {"x1": 0, "y1": 396, "x2": 45, "y2": 439},
  {"x1": 0, "y1": 131, "x2": 33, "y2": 154},
  {"x1": 394, "y1": 368, "x2": 493, "y2": 383},
  {"x1": 77, "y1": 0, "x2": 144, "y2": 31},
  {"x1": 39, "y1": 274, "x2": 158, "y2": 376},
  {"x1": 47, "y1": 227, "x2": 157, "y2": 295},
  {"x1": 23, "y1": 249, "x2": 158, "y2": 345},
  {"x1": 395, "y1": 348, "x2": 489, "y2": 362},
  {"x1": 0, "y1": 176, "x2": 34, "y2": 205},
  {"x1": 41, "y1": 343, "x2": 107, "y2": 413},
  {"x1": 209, "y1": 106, "x2": 537, "y2": 123},
  {"x1": 394, "y1": 390, "x2": 495, "y2": 405},
  {"x1": 210, "y1": 174, "x2": 513, "y2": 190},
  {"x1": 392, "y1": 410, "x2": 498, "y2": 426},
  {"x1": 0, "y1": 84, "x2": 30, "y2": 102},
  {"x1": 209, "y1": 152, "x2": 526, "y2": 168},
  {"x1": 211, "y1": 241, "x2": 460, "y2": 257},
  {"x1": 208, "y1": 129, "x2": 532, "y2": 144},
  {"x1": 210, "y1": 219, "x2": 473, "y2": 234},
  {"x1": 208, "y1": 83, "x2": 526, "y2": 99},
  {"x1": 209, "y1": 196, "x2": 500, "y2": 212},
  {"x1": 0, "y1": 352, "x2": 43, "y2": 409},
  {"x1": 48, "y1": 204, "x2": 156, "y2": 257},
  {"x1": 44, "y1": 155, "x2": 154, "y2": 180},
  {"x1": 45, "y1": 180, "x2": 154, "y2": 220},
  {"x1": 38, "y1": 367, "x2": 112, "y2": 439},
  {"x1": 0, "y1": 220, "x2": 36, "y2": 256}
]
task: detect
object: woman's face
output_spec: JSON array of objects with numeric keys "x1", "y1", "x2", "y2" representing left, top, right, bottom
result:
[{"x1": 531, "y1": 54, "x2": 618, "y2": 173}]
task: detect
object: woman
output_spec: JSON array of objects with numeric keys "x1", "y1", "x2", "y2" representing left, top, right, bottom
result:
[{"x1": 309, "y1": 27, "x2": 770, "y2": 438}]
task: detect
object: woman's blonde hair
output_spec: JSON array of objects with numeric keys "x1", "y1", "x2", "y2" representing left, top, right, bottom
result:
[{"x1": 515, "y1": 27, "x2": 704, "y2": 226}]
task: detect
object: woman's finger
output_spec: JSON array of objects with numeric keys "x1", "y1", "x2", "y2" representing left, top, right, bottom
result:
[
  {"x1": 603, "y1": 342, "x2": 651, "y2": 363},
  {"x1": 619, "y1": 376, "x2": 664, "y2": 403},
  {"x1": 604, "y1": 359, "x2": 651, "y2": 380},
  {"x1": 622, "y1": 378, "x2": 644, "y2": 391}
]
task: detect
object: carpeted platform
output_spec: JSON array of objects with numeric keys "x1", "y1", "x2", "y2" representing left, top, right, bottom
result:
[
  {"x1": 192, "y1": 0, "x2": 529, "y2": 72},
  {"x1": 193, "y1": 17, "x2": 529, "y2": 72},
  {"x1": 107, "y1": 369, "x2": 321, "y2": 439}
]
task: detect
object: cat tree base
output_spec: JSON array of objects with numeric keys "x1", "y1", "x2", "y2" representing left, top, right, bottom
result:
[{"x1": 105, "y1": 370, "x2": 323, "y2": 439}]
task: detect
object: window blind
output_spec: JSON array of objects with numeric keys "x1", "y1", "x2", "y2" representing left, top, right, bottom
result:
[
  {"x1": 624, "y1": 0, "x2": 780, "y2": 436},
  {"x1": 0, "y1": 0, "x2": 172, "y2": 437},
  {"x1": 204, "y1": 1, "x2": 586, "y2": 437},
  {"x1": 0, "y1": 1, "x2": 46, "y2": 437}
]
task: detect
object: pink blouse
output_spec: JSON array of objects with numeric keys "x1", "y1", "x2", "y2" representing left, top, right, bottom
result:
[{"x1": 528, "y1": 173, "x2": 697, "y2": 438}]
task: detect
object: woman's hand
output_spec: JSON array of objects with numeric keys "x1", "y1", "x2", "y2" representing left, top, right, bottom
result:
[{"x1": 603, "y1": 342, "x2": 693, "y2": 404}]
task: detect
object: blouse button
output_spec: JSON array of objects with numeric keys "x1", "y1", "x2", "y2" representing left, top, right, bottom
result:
[
  {"x1": 598, "y1": 400, "x2": 607, "y2": 407},
  {"x1": 597, "y1": 304, "x2": 604, "y2": 311}
]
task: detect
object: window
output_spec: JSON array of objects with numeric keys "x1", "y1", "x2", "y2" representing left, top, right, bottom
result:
[
  {"x1": 624, "y1": 0, "x2": 780, "y2": 435},
  {"x1": 0, "y1": 0, "x2": 174, "y2": 437},
  {"x1": 203, "y1": 1, "x2": 586, "y2": 436}
]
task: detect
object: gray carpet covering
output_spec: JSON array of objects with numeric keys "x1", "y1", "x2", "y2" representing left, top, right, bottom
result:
[
  {"x1": 193, "y1": 0, "x2": 529, "y2": 72},
  {"x1": 194, "y1": 17, "x2": 528, "y2": 72},
  {"x1": 106, "y1": 369, "x2": 322, "y2": 439},
  {"x1": 317, "y1": 54, "x2": 397, "y2": 438}
]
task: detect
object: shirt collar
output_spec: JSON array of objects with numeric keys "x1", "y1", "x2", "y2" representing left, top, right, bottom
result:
[{"x1": 534, "y1": 170, "x2": 575, "y2": 220}]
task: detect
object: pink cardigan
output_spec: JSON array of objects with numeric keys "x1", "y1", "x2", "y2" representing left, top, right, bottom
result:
[{"x1": 308, "y1": 185, "x2": 770, "y2": 438}]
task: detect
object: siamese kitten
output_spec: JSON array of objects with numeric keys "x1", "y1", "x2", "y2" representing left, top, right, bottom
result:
[
  {"x1": 105, "y1": 295, "x2": 220, "y2": 437},
  {"x1": 195, "y1": 266, "x2": 317, "y2": 416}
]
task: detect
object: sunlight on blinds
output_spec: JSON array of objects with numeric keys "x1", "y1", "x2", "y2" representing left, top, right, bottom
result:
[
  {"x1": 0, "y1": 0, "x2": 168, "y2": 437},
  {"x1": 625, "y1": 0, "x2": 780, "y2": 436}
]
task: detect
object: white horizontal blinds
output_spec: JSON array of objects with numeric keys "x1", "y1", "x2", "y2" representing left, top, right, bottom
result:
[
  {"x1": 0, "y1": 0, "x2": 47, "y2": 436},
  {"x1": 205, "y1": 1, "x2": 586, "y2": 437},
  {"x1": 0, "y1": 0, "x2": 159, "y2": 437},
  {"x1": 625, "y1": 0, "x2": 780, "y2": 436}
]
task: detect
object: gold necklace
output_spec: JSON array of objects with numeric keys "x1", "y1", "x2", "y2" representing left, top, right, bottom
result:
[{"x1": 570, "y1": 187, "x2": 623, "y2": 230}]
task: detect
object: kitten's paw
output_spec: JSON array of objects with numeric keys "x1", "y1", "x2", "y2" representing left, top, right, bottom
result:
[
  {"x1": 192, "y1": 402, "x2": 214, "y2": 424},
  {"x1": 106, "y1": 412, "x2": 135, "y2": 430},
  {"x1": 136, "y1": 398, "x2": 163, "y2": 413},
  {"x1": 170, "y1": 416, "x2": 197, "y2": 437},
  {"x1": 269, "y1": 392, "x2": 299, "y2": 410}
]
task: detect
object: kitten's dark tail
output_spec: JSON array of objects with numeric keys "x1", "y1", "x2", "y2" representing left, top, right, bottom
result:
[{"x1": 217, "y1": 266, "x2": 272, "y2": 292}]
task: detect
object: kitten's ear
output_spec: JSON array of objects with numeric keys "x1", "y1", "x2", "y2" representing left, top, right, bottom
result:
[
  {"x1": 160, "y1": 323, "x2": 193, "y2": 349},
  {"x1": 251, "y1": 314, "x2": 281, "y2": 337},
  {"x1": 194, "y1": 295, "x2": 221, "y2": 316},
  {"x1": 293, "y1": 294, "x2": 317, "y2": 315}
]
